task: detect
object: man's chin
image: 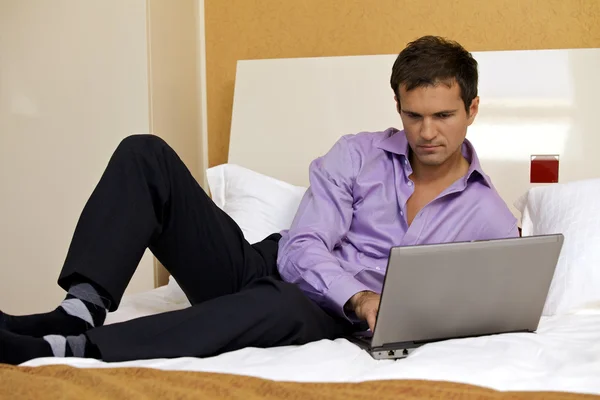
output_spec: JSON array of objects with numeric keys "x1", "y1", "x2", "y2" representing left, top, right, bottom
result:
[{"x1": 415, "y1": 154, "x2": 446, "y2": 166}]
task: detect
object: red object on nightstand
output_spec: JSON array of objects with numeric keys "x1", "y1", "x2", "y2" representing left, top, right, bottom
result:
[{"x1": 530, "y1": 155, "x2": 559, "y2": 183}]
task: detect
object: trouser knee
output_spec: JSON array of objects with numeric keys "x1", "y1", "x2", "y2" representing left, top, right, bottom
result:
[{"x1": 115, "y1": 134, "x2": 169, "y2": 158}]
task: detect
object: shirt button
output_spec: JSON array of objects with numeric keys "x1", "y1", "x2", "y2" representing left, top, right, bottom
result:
[
  {"x1": 376, "y1": 267, "x2": 381, "y2": 271},
  {"x1": 400, "y1": 210, "x2": 404, "y2": 216},
  {"x1": 407, "y1": 181, "x2": 413, "y2": 187},
  {"x1": 404, "y1": 159, "x2": 408, "y2": 165}
]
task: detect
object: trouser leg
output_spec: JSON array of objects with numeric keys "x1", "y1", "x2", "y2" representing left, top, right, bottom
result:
[
  {"x1": 86, "y1": 277, "x2": 353, "y2": 362},
  {"x1": 58, "y1": 134, "x2": 274, "y2": 311}
]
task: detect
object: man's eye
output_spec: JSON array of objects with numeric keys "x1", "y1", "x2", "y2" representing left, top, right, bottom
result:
[{"x1": 437, "y1": 113, "x2": 451, "y2": 119}]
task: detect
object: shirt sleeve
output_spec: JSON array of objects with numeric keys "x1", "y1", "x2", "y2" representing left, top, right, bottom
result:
[
  {"x1": 277, "y1": 136, "x2": 370, "y2": 320},
  {"x1": 481, "y1": 212, "x2": 520, "y2": 240},
  {"x1": 507, "y1": 221, "x2": 520, "y2": 238}
]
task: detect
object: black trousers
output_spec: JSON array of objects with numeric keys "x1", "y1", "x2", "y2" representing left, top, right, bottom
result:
[{"x1": 56, "y1": 134, "x2": 352, "y2": 362}]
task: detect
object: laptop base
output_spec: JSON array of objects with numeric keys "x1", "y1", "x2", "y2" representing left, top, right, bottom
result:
[
  {"x1": 347, "y1": 335, "x2": 419, "y2": 360},
  {"x1": 370, "y1": 347, "x2": 414, "y2": 360},
  {"x1": 349, "y1": 329, "x2": 535, "y2": 360}
]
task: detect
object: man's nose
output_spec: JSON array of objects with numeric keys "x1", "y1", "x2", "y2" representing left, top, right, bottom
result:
[{"x1": 420, "y1": 118, "x2": 436, "y2": 141}]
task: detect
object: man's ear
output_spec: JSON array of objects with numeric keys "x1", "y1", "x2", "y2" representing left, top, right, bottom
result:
[{"x1": 467, "y1": 96, "x2": 480, "y2": 126}]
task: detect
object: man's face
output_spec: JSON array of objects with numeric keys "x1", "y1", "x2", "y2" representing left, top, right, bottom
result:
[{"x1": 396, "y1": 81, "x2": 479, "y2": 168}]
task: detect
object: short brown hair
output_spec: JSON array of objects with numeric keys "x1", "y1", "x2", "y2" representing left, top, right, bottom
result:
[{"x1": 390, "y1": 35, "x2": 478, "y2": 113}]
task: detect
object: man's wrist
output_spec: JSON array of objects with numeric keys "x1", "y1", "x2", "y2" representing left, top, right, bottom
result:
[
  {"x1": 344, "y1": 291, "x2": 364, "y2": 312},
  {"x1": 349, "y1": 290, "x2": 374, "y2": 309}
]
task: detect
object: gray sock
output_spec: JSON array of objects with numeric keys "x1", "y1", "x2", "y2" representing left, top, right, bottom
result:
[
  {"x1": 60, "y1": 282, "x2": 109, "y2": 328},
  {"x1": 1, "y1": 281, "x2": 110, "y2": 338},
  {"x1": 43, "y1": 334, "x2": 87, "y2": 358}
]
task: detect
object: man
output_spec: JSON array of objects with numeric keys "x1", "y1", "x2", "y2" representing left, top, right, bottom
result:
[{"x1": 0, "y1": 35, "x2": 517, "y2": 365}]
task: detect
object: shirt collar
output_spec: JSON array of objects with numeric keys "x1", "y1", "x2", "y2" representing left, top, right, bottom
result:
[{"x1": 376, "y1": 128, "x2": 492, "y2": 188}]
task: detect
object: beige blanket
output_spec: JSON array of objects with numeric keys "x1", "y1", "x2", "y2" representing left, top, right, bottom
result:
[{"x1": 1, "y1": 364, "x2": 598, "y2": 400}]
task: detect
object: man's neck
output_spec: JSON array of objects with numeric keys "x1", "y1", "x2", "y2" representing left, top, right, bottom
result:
[{"x1": 409, "y1": 148, "x2": 470, "y2": 185}]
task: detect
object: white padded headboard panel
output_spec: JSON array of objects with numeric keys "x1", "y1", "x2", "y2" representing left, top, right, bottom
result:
[{"x1": 229, "y1": 48, "x2": 600, "y2": 218}]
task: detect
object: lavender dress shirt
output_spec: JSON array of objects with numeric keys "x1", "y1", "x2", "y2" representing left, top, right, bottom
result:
[{"x1": 277, "y1": 128, "x2": 518, "y2": 320}]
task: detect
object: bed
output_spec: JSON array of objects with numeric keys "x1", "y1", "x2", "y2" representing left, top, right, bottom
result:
[{"x1": 4, "y1": 48, "x2": 600, "y2": 399}]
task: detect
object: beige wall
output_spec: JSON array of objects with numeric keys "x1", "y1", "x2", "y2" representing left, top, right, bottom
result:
[{"x1": 0, "y1": 0, "x2": 206, "y2": 313}]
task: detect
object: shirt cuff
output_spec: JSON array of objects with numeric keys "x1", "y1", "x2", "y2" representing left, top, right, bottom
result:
[{"x1": 326, "y1": 274, "x2": 372, "y2": 321}]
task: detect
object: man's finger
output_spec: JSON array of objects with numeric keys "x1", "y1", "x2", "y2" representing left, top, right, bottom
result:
[{"x1": 367, "y1": 313, "x2": 376, "y2": 332}]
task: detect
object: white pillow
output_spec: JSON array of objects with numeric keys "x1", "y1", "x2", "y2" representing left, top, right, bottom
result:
[
  {"x1": 167, "y1": 164, "x2": 307, "y2": 296},
  {"x1": 515, "y1": 178, "x2": 600, "y2": 315},
  {"x1": 206, "y1": 164, "x2": 307, "y2": 243}
]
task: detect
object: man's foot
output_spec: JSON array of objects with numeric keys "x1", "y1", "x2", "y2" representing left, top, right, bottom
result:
[
  {"x1": 0, "y1": 307, "x2": 91, "y2": 337},
  {"x1": 0, "y1": 329, "x2": 53, "y2": 365},
  {"x1": 0, "y1": 282, "x2": 109, "y2": 337}
]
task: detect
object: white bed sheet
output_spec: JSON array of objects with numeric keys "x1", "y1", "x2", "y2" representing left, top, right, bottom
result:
[{"x1": 22, "y1": 286, "x2": 600, "y2": 396}]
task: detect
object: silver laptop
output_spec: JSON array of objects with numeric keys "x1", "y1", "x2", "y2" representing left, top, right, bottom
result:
[{"x1": 350, "y1": 234, "x2": 564, "y2": 360}]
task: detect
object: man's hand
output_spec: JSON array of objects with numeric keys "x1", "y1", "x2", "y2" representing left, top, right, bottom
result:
[{"x1": 349, "y1": 291, "x2": 381, "y2": 332}]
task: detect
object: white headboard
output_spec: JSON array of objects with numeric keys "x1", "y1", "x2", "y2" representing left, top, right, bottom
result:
[{"x1": 229, "y1": 48, "x2": 600, "y2": 218}]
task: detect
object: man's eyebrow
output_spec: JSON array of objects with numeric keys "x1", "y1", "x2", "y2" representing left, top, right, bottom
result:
[
  {"x1": 400, "y1": 109, "x2": 421, "y2": 116},
  {"x1": 434, "y1": 109, "x2": 458, "y2": 114},
  {"x1": 400, "y1": 109, "x2": 458, "y2": 116}
]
